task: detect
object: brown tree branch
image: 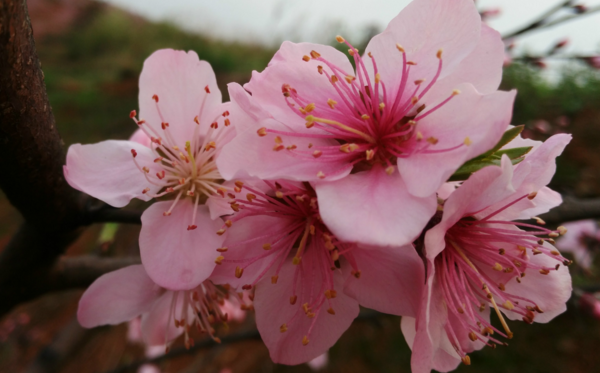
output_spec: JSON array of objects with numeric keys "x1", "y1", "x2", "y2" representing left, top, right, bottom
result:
[
  {"x1": 537, "y1": 196, "x2": 600, "y2": 226},
  {"x1": 502, "y1": 2, "x2": 600, "y2": 40},
  {"x1": 0, "y1": 0, "x2": 88, "y2": 316}
]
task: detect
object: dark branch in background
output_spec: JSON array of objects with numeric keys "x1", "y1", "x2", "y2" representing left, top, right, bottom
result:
[
  {"x1": 85, "y1": 202, "x2": 143, "y2": 225},
  {"x1": 502, "y1": 1, "x2": 600, "y2": 40},
  {"x1": 536, "y1": 197, "x2": 600, "y2": 226},
  {"x1": 0, "y1": 0, "x2": 89, "y2": 317}
]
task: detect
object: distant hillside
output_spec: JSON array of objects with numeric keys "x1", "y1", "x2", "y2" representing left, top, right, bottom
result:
[{"x1": 28, "y1": 0, "x2": 275, "y2": 145}]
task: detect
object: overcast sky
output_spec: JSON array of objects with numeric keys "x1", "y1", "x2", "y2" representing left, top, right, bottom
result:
[{"x1": 101, "y1": 0, "x2": 600, "y2": 56}]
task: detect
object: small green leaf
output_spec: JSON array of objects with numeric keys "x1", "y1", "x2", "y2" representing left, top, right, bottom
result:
[
  {"x1": 448, "y1": 151, "x2": 529, "y2": 182},
  {"x1": 495, "y1": 146, "x2": 532, "y2": 160}
]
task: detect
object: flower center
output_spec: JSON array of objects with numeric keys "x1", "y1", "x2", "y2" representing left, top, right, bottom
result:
[
  {"x1": 130, "y1": 90, "x2": 231, "y2": 230},
  {"x1": 436, "y1": 195, "x2": 569, "y2": 364},
  {"x1": 215, "y1": 180, "x2": 361, "y2": 346},
  {"x1": 164, "y1": 280, "x2": 247, "y2": 351},
  {"x1": 257, "y1": 36, "x2": 468, "y2": 178}
]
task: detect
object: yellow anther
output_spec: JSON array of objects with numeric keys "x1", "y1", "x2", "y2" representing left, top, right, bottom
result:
[
  {"x1": 302, "y1": 55, "x2": 310, "y2": 62},
  {"x1": 312, "y1": 150, "x2": 322, "y2": 158},
  {"x1": 462, "y1": 355, "x2": 471, "y2": 366},
  {"x1": 379, "y1": 102, "x2": 385, "y2": 110},
  {"x1": 215, "y1": 256, "x2": 224, "y2": 265},
  {"x1": 375, "y1": 73, "x2": 381, "y2": 84},
  {"x1": 305, "y1": 103, "x2": 316, "y2": 113},
  {"x1": 280, "y1": 324, "x2": 288, "y2": 333},
  {"x1": 534, "y1": 217, "x2": 546, "y2": 225},
  {"x1": 407, "y1": 61, "x2": 417, "y2": 66},
  {"x1": 274, "y1": 136, "x2": 283, "y2": 144},
  {"x1": 348, "y1": 49, "x2": 356, "y2": 56},
  {"x1": 271, "y1": 275, "x2": 279, "y2": 284},
  {"x1": 317, "y1": 171, "x2": 326, "y2": 179},
  {"x1": 327, "y1": 98, "x2": 338, "y2": 109},
  {"x1": 493, "y1": 263, "x2": 503, "y2": 271},
  {"x1": 464, "y1": 137, "x2": 472, "y2": 146},
  {"x1": 557, "y1": 226, "x2": 567, "y2": 235},
  {"x1": 302, "y1": 336, "x2": 309, "y2": 346},
  {"x1": 540, "y1": 269, "x2": 550, "y2": 275},
  {"x1": 345, "y1": 75, "x2": 356, "y2": 84},
  {"x1": 235, "y1": 266, "x2": 244, "y2": 278},
  {"x1": 528, "y1": 191, "x2": 538, "y2": 200},
  {"x1": 216, "y1": 247, "x2": 228, "y2": 252},
  {"x1": 289, "y1": 295, "x2": 297, "y2": 305},
  {"x1": 411, "y1": 96, "x2": 419, "y2": 105},
  {"x1": 504, "y1": 300, "x2": 515, "y2": 310},
  {"x1": 331, "y1": 75, "x2": 339, "y2": 84},
  {"x1": 452, "y1": 89, "x2": 461, "y2": 96},
  {"x1": 468, "y1": 332, "x2": 478, "y2": 341},
  {"x1": 396, "y1": 43, "x2": 405, "y2": 53},
  {"x1": 225, "y1": 220, "x2": 232, "y2": 227},
  {"x1": 361, "y1": 114, "x2": 370, "y2": 120},
  {"x1": 327, "y1": 307, "x2": 336, "y2": 315},
  {"x1": 292, "y1": 256, "x2": 302, "y2": 265},
  {"x1": 437, "y1": 48, "x2": 443, "y2": 59},
  {"x1": 262, "y1": 243, "x2": 271, "y2": 250},
  {"x1": 416, "y1": 132, "x2": 424, "y2": 141},
  {"x1": 216, "y1": 229, "x2": 226, "y2": 235},
  {"x1": 246, "y1": 193, "x2": 256, "y2": 202},
  {"x1": 257, "y1": 127, "x2": 267, "y2": 136},
  {"x1": 336, "y1": 35, "x2": 345, "y2": 43},
  {"x1": 385, "y1": 166, "x2": 395, "y2": 175},
  {"x1": 275, "y1": 191, "x2": 284, "y2": 198},
  {"x1": 427, "y1": 137, "x2": 439, "y2": 145},
  {"x1": 414, "y1": 79, "x2": 425, "y2": 85},
  {"x1": 310, "y1": 50, "x2": 321, "y2": 59}
]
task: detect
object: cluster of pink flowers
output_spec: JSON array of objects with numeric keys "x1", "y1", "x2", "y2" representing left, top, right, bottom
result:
[{"x1": 63, "y1": 0, "x2": 574, "y2": 371}]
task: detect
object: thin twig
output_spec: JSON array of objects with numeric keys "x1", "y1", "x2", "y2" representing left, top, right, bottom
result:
[{"x1": 502, "y1": 2, "x2": 600, "y2": 40}]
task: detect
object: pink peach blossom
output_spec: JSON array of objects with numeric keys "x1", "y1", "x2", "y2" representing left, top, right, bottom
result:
[
  {"x1": 556, "y1": 219, "x2": 600, "y2": 269},
  {"x1": 210, "y1": 180, "x2": 424, "y2": 365},
  {"x1": 402, "y1": 134, "x2": 572, "y2": 373},
  {"x1": 218, "y1": 0, "x2": 515, "y2": 247},
  {"x1": 64, "y1": 49, "x2": 234, "y2": 290},
  {"x1": 78, "y1": 265, "x2": 248, "y2": 349}
]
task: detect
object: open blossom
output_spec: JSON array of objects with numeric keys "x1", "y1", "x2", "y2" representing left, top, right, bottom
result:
[
  {"x1": 217, "y1": 0, "x2": 515, "y2": 247},
  {"x1": 556, "y1": 219, "x2": 600, "y2": 269},
  {"x1": 78, "y1": 265, "x2": 248, "y2": 349},
  {"x1": 401, "y1": 134, "x2": 572, "y2": 373},
  {"x1": 210, "y1": 179, "x2": 424, "y2": 365},
  {"x1": 64, "y1": 49, "x2": 234, "y2": 290}
]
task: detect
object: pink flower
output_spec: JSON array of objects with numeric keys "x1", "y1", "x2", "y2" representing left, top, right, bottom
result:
[
  {"x1": 579, "y1": 293, "x2": 600, "y2": 319},
  {"x1": 64, "y1": 49, "x2": 235, "y2": 290},
  {"x1": 217, "y1": 0, "x2": 515, "y2": 247},
  {"x1": 556, "y1": 219, "x2": 600, "y2": 269},
  {"x1": 77, "y1": 265, "x2": 248, "y2": 349},
  {"x1": 402, "y1": 134, "x2": 572, "y2": 373},
  {"x1": 307, "y1": 352, "x2": 329, "y2": 371},
  {"x1": 210, "y1": 180, "x2": 424, "y2": 365}
]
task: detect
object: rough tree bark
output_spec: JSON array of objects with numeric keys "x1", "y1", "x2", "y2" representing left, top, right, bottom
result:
[{"x1": 0, "y1": 0, "x2": 85, "y2": 316}]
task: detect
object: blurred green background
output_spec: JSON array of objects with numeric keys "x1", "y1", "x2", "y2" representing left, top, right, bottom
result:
[{"x1": 1, "y1": 1, "x2": 600, "y2": 372}]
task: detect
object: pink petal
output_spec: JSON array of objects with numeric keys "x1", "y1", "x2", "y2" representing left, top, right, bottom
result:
[
  {"x1": 343, "y1": 244, "x2": 424, "y2": 317},
  {"x1": 140, "y1": 201, "x2": 224, "y2": 290},
  {"x1": 437, "y1": 182, "x2": 460, "y2": 200},
  {"x1": 365, "y1": 0, "x2": 481, "y2": 96},
  {"x1": 556, "y1": 220, "x2": 597, "y2": 269},
  {"x1": 398, "y1": 85, "x2": 516, "y2": 198},
  {"x1": 425, "y1": 156, "x2": 515, "y2": 259},
  {"x1": 210, "y1": 214, "x2": 295, "y2": 288},
  {"x1": 129, "y1": 128, "x2": 152, "y2": 147},
  {"x1": 477, "y1": 133, "x2": 572, "y2": 221},
  {"x1": 141, "y1": 290, "x2": 189, "y2": 345},
  {"x1": 217, "y1": 83, "x2": 347, "y2": 181},
  {"x1": 254, "y1": 255, "x2": 359, "y2": 365},
  {"x1": 138, "y1": 49, "x2": 224, "y2": 146},
  {"x1": 502, "y1": 243, "x2": 572, "y2": 323},
  {"x1": 77, "y1": 265, "x2": 162, "y2": 328},
  {"x1": 244, "y1": 42, "x2": 355, "y2": 129},
  {"x1": 316, "y1": 165, "x2": 437, "y2": 247},
  {"x1": 64, "y1": 140, "x2": 160, "y2": 208},
  {"x1": 425, "y1": 23, "x2": 505, "y2": 102}
]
